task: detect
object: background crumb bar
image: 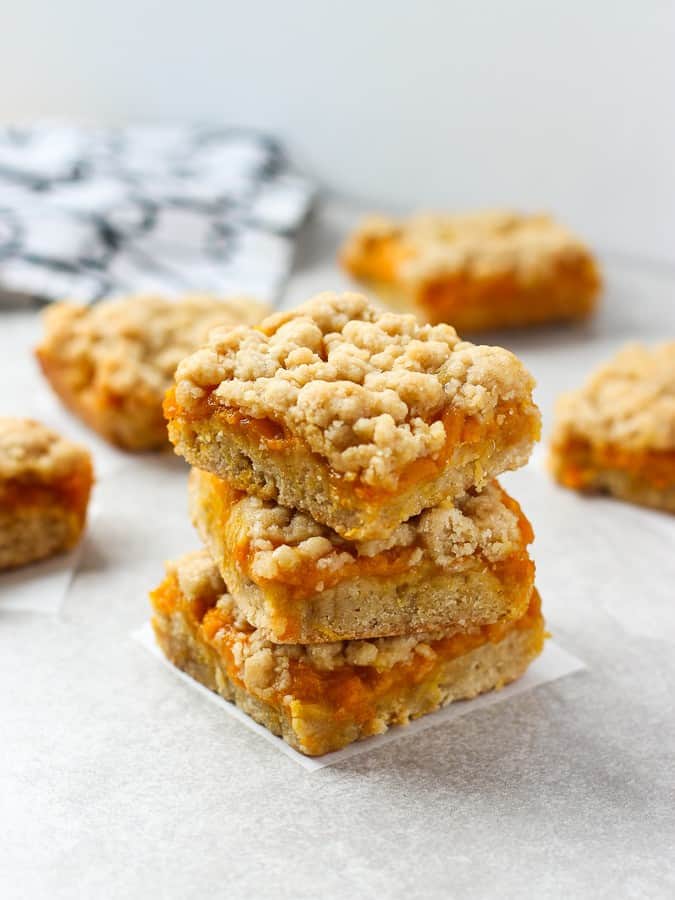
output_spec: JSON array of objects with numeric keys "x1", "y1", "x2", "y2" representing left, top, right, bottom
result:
[
  {"x1": 0, "y1": 418, "x2": 93, "y2": 570},
  {"x1": 550, "y1": 342, "x2": 675, "y2": 512},
  {"x1": 36, "y1": 293, "x2": 269, "y2": 452},
  {"x1": 341, "y1": 211, "x2": 601, "y2": 332},
  {"x1": 150, "y1": 551, "x2": 545, "y2": 757},
  {"x1": 189, "y1": 469, "x2": 535, "y2": 643},
  {"x1": 167, "y1": 292, "x2": 541, "y2": 540}
]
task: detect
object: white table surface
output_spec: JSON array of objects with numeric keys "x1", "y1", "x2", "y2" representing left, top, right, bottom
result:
[{"x1": 1, "y1": 198, "x2": 674, "y2": 899}]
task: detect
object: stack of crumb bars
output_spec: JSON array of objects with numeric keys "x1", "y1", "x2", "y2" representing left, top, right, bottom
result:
[{"x1": 151, "y1": 292, "x2": 545, "y2": 756}]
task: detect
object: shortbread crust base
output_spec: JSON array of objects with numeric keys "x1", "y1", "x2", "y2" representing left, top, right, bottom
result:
[
  {"x1": 152, "y1": 606, "x2": 545, "y2": 756},
  {"x1": 190, "y1": 481, "x2": 534, "y2": 643},
  {"x1": 0, "y1": 505, "x2": 85, "y2": 570}
]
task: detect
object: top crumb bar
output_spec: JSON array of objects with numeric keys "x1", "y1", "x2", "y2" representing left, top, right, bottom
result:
[
  {"x1": 341, "y1": 210, "x2": 601, "y2": 332},
  {"x1": 36, "y1": 293, "x2": 269, "y2": 451},
  {"x1": 166, "y1": 292, "x2": 540, "y2": 540}
]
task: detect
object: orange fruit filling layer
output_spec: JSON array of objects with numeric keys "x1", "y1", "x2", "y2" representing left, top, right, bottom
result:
[
  {"x1": 151, "y1": 572, "x2": 543, "y2": 729},
  {"x1": 342, "y1": 232, "x2": 413, "y2": 284},
  {"x1": 200, "y1": 471, "x2": 534, "y2": 601},
  {"x1": 344, "y1": 234, "x2": 600, "y2": 327},
  {"x1": 166, "y1": 386, "x2": 538, "y2": 503},
  {"x1": 0, "y1": 465, "x2": 93, "y2": 518},
  {"x1": 416, "y1": 259, "x2": 600, "y2": 325},
  {"x1": 556, "y1": 438, "x2": 675, "y2": 491}
]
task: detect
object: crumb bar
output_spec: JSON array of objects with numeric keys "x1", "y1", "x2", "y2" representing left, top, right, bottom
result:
[
  {"x1": 550, "y1": 342, "x2": 675, "y2": 512},
  {"x1": 341, "y1": 211, "x2": 601, "y2": 332},
  {"x1": 150, "y1": 551, "x2": 545, "y2": 756},
  {"x1": 167, "y1": 292, "x2": 540, "y2": 540},
  {"x1": 189, "y1": 469, "x2": 535, "y2": 643},
  {"x1": 36, "y1": 293, "x2": 269, "y2": 451},
  {"x1": 0, "y1": 418, "x2": 93, "y2": 570}
]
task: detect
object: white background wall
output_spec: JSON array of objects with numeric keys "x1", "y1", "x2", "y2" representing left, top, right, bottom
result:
[{"x1": 1, "y1": 1, "x2": 673, "y2": 261}]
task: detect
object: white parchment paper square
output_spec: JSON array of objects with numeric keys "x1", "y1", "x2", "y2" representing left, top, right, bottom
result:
[
  {"x1": 133, "y1": 622, "x2": 585, "y2": 771},
  {"x1": 0, "y1": 542, "x2": 83, "y2": 615}
]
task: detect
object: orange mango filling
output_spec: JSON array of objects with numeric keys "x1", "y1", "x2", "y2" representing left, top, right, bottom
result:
[
  {"x1": 343, "y1": 234, "x2": 600, "y2": 328},
  {"x1": 151, "y1": 572, "x2": 543, "y2": 730},
  {"x1": 416, "y1": 259, "x2": 600, "y2": 327},
  {"x1": 342, "y1": 232, "x2": 414, "y2": 284},
  {"x1": 165, "y1": 386, "x2": 538, "y2": 504},
  {"x1": 556, "y1": 438, "x2": 675, "y2": 491},
  {"x1": 199, "y1": 471, "x2": 534, "y2": 603},
  {"x1": 0, "y1": 465, "x2": 93, "y2": 519}
]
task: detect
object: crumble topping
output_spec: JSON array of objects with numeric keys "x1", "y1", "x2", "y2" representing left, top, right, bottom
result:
[
  {"x1": 193, "y1": 472, "x2": 526, "y2": 583},
  {"x1": 553, "y1": 343, "x2": 675, "y2": 452},
  {"x1": 169, "y1": 549, "x2": 226, "y2": 607},
  {"x1": 344, "y1": 211, "x2": 597, "y2": 285},
  {"x1": 38, "y1": 293, "x2": 269, "y2": 401},
  {"x1": 174, "y1": 292, "x2": 538, "y2": 487},
  {"x1": 166, "y1": 551, "x2": 473, "y2": 696},
  {"x1": 0, "y1": 417, "x2": 90, "y2": 482}
]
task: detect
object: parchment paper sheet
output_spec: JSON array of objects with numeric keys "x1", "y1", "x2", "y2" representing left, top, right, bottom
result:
[{"x1": 133, "y1": 623, "x2": 586, "y2": 771}]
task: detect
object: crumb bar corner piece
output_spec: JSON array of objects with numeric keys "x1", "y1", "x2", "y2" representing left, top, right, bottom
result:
[
  {"x1": 166, "y1": 291, "x2": 541, "y2": 540},
  {"x1": 149, "y1": 550, "x2": 546, "y2": 757}
]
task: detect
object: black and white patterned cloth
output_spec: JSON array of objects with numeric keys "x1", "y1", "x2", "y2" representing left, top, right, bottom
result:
[{"x1": 0, "y1": 123, "x2": 313, "y2": 305}]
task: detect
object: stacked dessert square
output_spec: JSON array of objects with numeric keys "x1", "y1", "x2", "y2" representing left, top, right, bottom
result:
[{"x1": 153, "y1": 292, "x2": 545, "y2": 756}]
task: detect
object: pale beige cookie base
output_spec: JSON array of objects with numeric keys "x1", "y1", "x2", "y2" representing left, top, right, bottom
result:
[
  {"x1": 152, "y1": 607, "x2": 544, "y2": 757},
  {"x1": 209, "y1": 553, "x2": 532, "y2": 643},
  {"x1": 191, "y1": 483, "x2": 534, "y2": 643},
  {"x1": 169, "y1": 414, "x2": 535, "y2": 541},
  {"x1": 0, "y1": 505, "x2": 84, "y2": 570}
]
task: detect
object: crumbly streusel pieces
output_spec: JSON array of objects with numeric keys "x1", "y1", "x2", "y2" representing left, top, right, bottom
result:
[
  {"x1": 36, "y1": 293, "x2": 269, "y2": 451},
  {"x1": 168, "y1": 292, "x2": 540, "y2": 539}
]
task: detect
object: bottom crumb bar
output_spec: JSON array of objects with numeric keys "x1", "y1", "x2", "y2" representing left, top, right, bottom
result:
[{"x1": 150, "y1": 551, "x2": 545, "y2": 757}]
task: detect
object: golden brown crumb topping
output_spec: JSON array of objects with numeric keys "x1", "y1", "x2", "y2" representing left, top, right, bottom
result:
[
  {"x1": 174, "y1": 292, "x2": 538, "y2": 487},
  {"x1": 0, "y1": 417, "x2": 91, "y2": 482},
  {"x1": 38, "y1": 293, "x2": 269, "y2": 400},
  {"x1": 553, "y1": 343, "x2": 675, "y2": 451},
  {"x1": 345, "y1": 211, "x2": 596, "y2": 284}
]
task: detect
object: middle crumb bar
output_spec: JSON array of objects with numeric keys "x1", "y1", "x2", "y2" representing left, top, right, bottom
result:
[
  {"x1": 189, "y1": 468, "x2": 535, "y2": 643},
  {"x1": 167, "y1": 292, "x2": 541, "y2": 541}
]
